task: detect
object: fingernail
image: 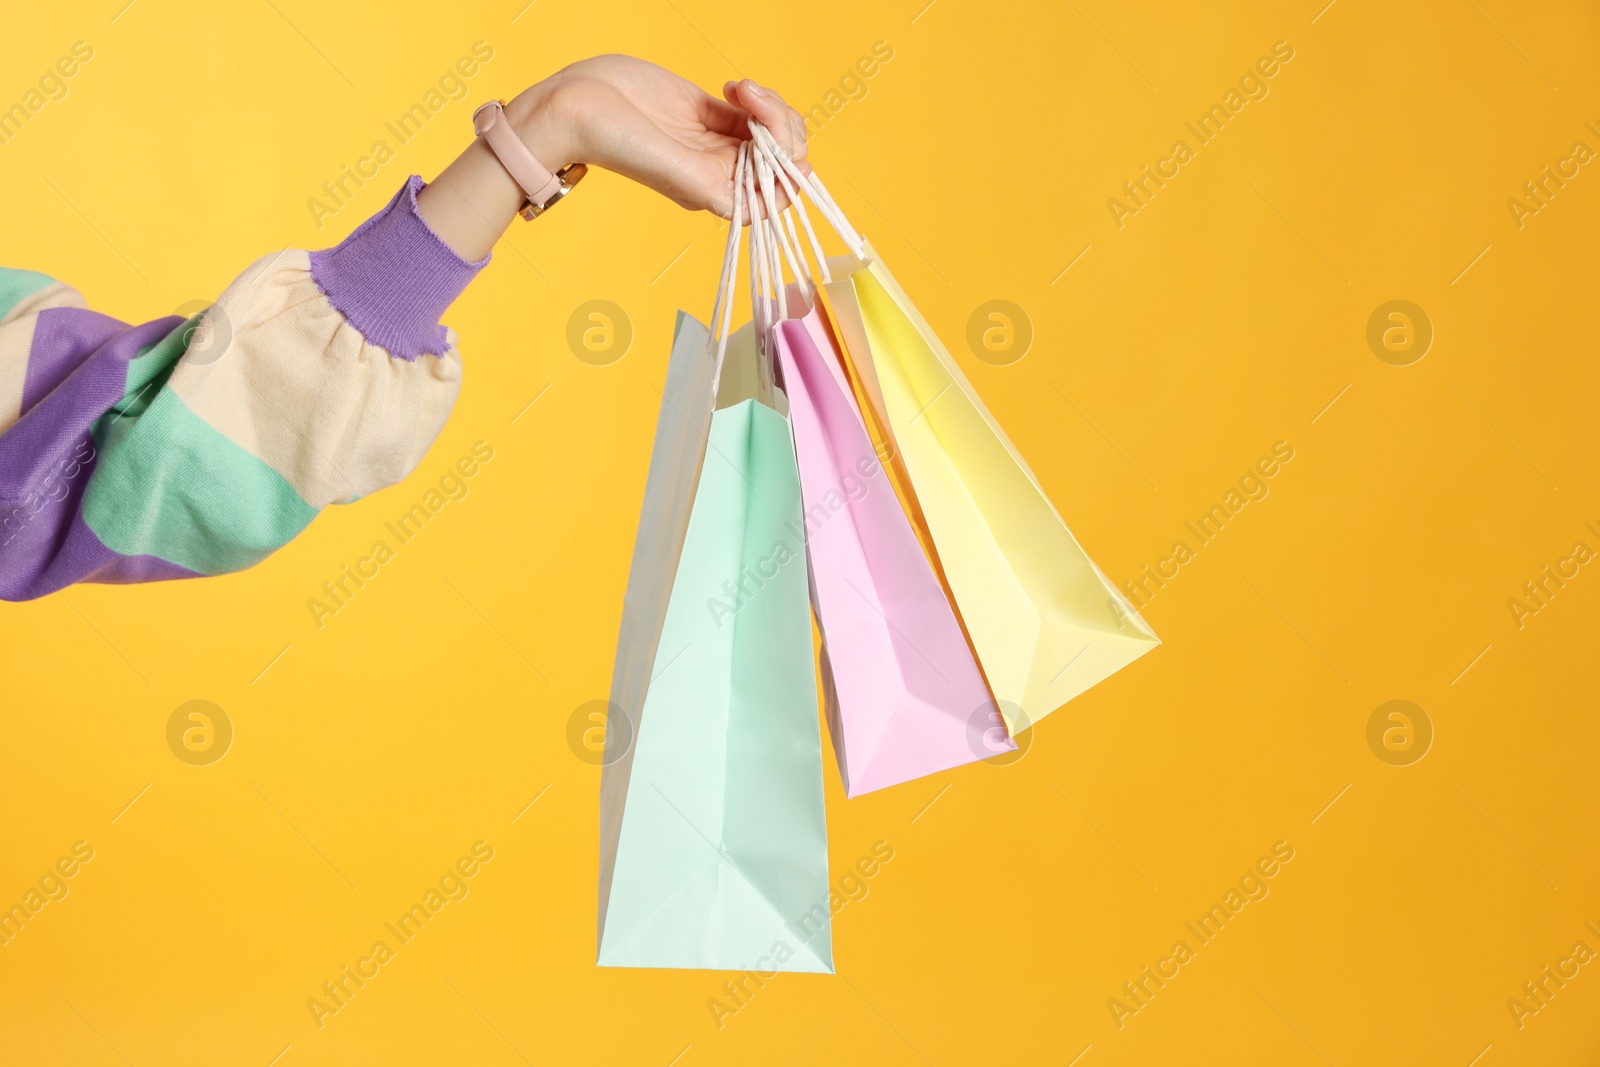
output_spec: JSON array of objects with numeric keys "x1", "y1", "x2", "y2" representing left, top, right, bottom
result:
[{"x1": 745, "y1": 79, "x2": 767, "y2": 98}]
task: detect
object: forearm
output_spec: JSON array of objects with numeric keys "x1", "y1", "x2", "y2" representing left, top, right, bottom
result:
[
  {"x1": 0, "y1": 178, "x2": 478, "y2": 601},
  {"x1": 2, "y1": 89, "x2": 568, "y2": 600}
]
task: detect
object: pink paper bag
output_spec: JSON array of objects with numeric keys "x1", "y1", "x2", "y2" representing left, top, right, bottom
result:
[{"x1": 772, "y1": 298, "x2": 1012, "y2": 797}]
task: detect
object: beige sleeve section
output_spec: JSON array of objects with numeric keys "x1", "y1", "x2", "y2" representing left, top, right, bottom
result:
[
  {"x1": 167, "y1": 251, "x2": 464, "y2": 510},
  {"x1": 0, "y1": 281, "x2": 87, "y2": 433}
]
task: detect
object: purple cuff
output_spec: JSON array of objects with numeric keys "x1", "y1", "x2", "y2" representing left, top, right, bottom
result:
[{"x1": 308, "y1": 175, "x2": 488, "y2": 360}]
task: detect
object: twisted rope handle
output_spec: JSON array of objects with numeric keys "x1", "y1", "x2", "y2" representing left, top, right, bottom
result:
[
  {"x1": 708, "y1": 128, "x2": 868, "y2": 398},
  {"x1": 748, "y1": 122, "x2": 868, "y2": 261},
  {"x1": 708, "y1": 140, "x2": 750, "y2": 391}
]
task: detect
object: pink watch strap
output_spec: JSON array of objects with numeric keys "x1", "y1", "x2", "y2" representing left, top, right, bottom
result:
[{"x1": 472, "y1": 100, "x2": 562, "y2": 208}]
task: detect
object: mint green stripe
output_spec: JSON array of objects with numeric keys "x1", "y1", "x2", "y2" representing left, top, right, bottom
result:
[
  {"x1": 92, "y1": 320, "x2": 195, "y2": 462},
  {"x1": 83, "y1": 388, "x2": 317, "y2": 575},
  {"x1": 120, "y1": 317, "x2": 194, "y2": 415},
  {"x1": 0, "y1": 268, "x2": 57, "y2": 320}
]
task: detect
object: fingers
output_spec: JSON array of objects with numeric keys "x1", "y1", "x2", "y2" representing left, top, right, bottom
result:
[{"x1": 722, "y1": 78, "x2": 808, "y2": 161}]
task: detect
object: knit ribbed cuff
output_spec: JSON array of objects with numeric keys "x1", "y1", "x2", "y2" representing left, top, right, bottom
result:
[{"x1": 308, "y1": 175, "x2": 489, "y2": 361}]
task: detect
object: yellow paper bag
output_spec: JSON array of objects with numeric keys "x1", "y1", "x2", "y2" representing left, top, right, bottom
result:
[{"x1": 820, "y1": 243, "x2": 1158, "y2": 733}]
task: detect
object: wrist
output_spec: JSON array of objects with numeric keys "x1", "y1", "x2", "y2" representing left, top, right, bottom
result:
[{"x1": 413, "y1": 83, "x2": 581, "y2": 262}]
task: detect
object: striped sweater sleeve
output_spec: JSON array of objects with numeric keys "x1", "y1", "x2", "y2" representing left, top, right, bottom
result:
[{"x1": 0, "y1": 175, "x2": 486, "y2": 601}]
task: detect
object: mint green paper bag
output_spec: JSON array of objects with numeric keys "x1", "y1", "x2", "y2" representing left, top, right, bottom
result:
[{"x1": 598, "y1": 145, "x2": 832, "y2": 972}]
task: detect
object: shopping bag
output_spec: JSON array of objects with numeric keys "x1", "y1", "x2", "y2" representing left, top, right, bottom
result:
[
  {"x1": 597, "y1": 144, "x2": 832, "y2": 972},
  {"x1": 751, "y1": 124, "x2": 1159, "y2": 737},
  {"x1": 739, "y1": 143, "x2": 1009, "y2": 797}
]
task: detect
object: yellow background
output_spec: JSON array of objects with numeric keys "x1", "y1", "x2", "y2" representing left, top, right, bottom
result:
[{"x1": 4, "y1": 0, "x2": 1599, "y2": 1063}]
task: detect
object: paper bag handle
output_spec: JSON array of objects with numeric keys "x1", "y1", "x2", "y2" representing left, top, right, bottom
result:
[
  {"x1": 748, "y1": 122, "x2": 868, "y2": 266},
  {"x1": 708, "y1": 140, "x2": 751, "y2": 392}
]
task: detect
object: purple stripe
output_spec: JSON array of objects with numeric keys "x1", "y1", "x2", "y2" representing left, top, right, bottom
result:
[{"x1": 23, "y1": 305, "x2": 126, "y2": 412}]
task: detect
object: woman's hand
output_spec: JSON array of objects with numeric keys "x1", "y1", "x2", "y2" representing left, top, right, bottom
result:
[
  {"x1": 417, "y1": 55, "x2": 808, "y2": 260},
  {"x1": 508, "y1": 55, "x2": 808, "y2": 218}
]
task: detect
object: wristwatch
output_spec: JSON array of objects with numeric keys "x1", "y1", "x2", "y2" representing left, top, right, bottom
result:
[{"x1": 471, "y1": 99, "x2": 587, "y2": 220}]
